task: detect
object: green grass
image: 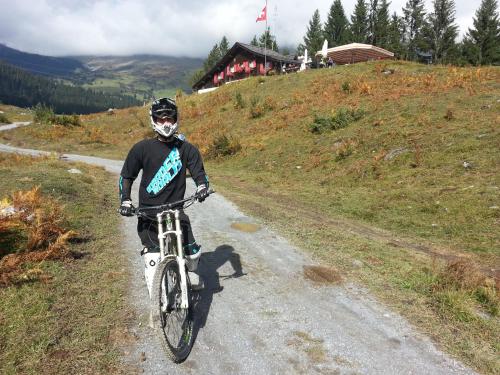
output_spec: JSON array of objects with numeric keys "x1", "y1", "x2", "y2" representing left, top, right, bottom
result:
[
  {"x1": 0, "y1": 104, "x2": 32, "y2": 123},
  {"x1": 0, "y1": 154, "x2": 129, "y2": 374}
]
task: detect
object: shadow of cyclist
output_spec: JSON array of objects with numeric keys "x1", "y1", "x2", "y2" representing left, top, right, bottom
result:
[{"x1": 191, "y1": 244, "x2": 246, "y2": 340}]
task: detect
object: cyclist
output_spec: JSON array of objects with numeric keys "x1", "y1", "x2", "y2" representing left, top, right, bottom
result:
[{"x1": 118, "y1": 97, "x2": 209, "y2": 296}]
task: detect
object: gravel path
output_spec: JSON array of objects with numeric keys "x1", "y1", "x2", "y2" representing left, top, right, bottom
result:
[{"x1": 0, "y1": 127, "x2": 475, "y2": 375}]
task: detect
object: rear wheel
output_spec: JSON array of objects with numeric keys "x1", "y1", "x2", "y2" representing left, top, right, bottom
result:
[{"x1": 151, "y1": 257, "x2": 194, "y2": 362}]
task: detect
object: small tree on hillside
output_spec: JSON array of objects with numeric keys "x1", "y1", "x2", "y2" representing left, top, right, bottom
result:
[
  {"x1": 462, "y1": 0, "x2": 500, "y2": 65},
  {"x1": 324, "y1": 0, "x2": 351, "y2": 47},
  {"x1": 351, "y1": 0, "x2": 369, "y2": 43},
  {"x1": 303, "y1": 9, "x2": 325, "y2": 56}
]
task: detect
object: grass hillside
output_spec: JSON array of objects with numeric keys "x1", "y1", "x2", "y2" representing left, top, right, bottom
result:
[
  {"x1": 0, "y1": 154, "x2": 129, "y2": 373},
  {"x1": 2, "y1": 61, "x2": 499, "y2": 373}
]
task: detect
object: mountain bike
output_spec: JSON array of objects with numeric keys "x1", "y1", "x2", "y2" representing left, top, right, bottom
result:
[{"x1": 133, "y1": 190, "x2": 213, "y2": 362}]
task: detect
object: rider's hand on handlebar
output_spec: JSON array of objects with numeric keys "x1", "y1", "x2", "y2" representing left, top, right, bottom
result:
[
  {"x1": 119, "y1": 199, "x2": 135, "y2": 216},
  {"x1": 195, "y1": 184, "x2": 209, "y2": 202}
]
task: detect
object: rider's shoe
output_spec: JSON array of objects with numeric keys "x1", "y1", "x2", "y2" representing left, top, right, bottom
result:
[{"x1": 188, "y1": 271, "x2": 204, "y2": 291}]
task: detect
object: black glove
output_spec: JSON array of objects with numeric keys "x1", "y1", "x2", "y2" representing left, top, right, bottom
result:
[
  {"x1": 119, "y1": 200, "x2": 134, "y2": 216},
  {"x1": 195, "y1": 184, "x2": 209, "y2": 202}
]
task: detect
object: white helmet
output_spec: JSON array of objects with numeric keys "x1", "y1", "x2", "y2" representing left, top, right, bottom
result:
[{"x1": 149, "y1": 97, "x2": 179, "y2": 138}]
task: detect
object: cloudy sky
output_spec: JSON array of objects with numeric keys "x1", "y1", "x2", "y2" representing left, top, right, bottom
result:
[{"x1": 0, "y1": 0, "x2": 482, "y2": 58}]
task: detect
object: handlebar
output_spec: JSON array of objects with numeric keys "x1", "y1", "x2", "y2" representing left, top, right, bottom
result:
[{"x1": 132, "y1": 188, "x2": 215, "y2": 215}]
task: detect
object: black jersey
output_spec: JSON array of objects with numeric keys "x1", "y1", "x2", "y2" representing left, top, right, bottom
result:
[{"x1": 120, "y1": 137, "x2": 208, "y2": 206}]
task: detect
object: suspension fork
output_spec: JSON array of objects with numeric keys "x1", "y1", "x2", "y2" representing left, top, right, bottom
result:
[
  {"x1": 156, "y1": 210, "x2": 189, "y2": 309},
  {"x1": 174, "y1": 210, "x2": 189, "y2": 309}
]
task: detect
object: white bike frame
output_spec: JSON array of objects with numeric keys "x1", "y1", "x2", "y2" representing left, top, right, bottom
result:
[{"x1": 156, "y1": 209, "x2": 190, "y2": 309}]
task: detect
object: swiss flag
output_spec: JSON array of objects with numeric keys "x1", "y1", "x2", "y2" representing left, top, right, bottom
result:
[{"x1": 256, "y1": 5, "x2": 267, "y2": 22}]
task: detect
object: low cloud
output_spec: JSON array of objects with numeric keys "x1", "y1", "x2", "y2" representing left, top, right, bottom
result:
[{"x1": 0, "y1": 0, "x2": 480, "y2": 57}]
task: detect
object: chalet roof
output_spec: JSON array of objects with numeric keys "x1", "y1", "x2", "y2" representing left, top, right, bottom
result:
[
  {"x1": 192, "y1": 42, "x2": 299, "y2": 90},
  {"x1": 315, "y1": 43, "x2": 394, "y2": 64}
]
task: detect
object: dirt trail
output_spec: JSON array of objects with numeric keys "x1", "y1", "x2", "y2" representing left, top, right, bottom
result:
[{"x1": 0, "y1": 137, "x2": 476, "y2": 374}]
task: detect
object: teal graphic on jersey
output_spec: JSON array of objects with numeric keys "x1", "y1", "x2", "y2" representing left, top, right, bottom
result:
[{"x1": 146, "y1": 147, "x2": 182, "y2": 194}]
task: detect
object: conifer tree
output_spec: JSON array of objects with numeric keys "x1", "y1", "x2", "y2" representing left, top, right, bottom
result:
[
  {"x1": 203, "y1": 44, "x2": 220, "y2": 72},
  {"x1": 219, "y1": 36, "x2": 230, "y2": 56},
  {"x1": 324, "y1": 0, "x2": 351, "y2": 47},
  {"x1": 303, "y1": 9, "x2": 325, "y2": 55},
  {"x1": 351, "y1": 0, "x2": 369, "y2": 43},
  {"x1": 375, "y1": 0, "x2": 391, "y2": 48},
  {"x1": 250, "y1": 35, "x2": 259, "y2": 46},
  {"x1": 463, "y1": 0, "x2": 500, "y2": 65},
  {"x1": 387, "y1": 12, "x2": 405, "y2": 57},
  {"x1": 402, "y1": 0, "x2": 427, "y2": 60},
  {"x1": 259, "y1": 27, "x2": 279, "y2": 51},
  {"x1": 368, "y1": 0, "x2": 379, "y2": 44},
  {"x1": 424, "y1": 0, "x2": 458, "y2": 63}
]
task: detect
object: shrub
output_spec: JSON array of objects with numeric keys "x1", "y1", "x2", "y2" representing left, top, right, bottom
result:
[
  {"x1": 52, "y1": 115, "x2": 81, "y2": 127},
  {"x1": 249, "y1": 96, "x2": 264, "y2": 119},
  {"x1": 206, "y1": 134, "x2": 241, "y2": 159},
  {"x1": 0, "y1": 113, "x2": 10, "y2": 124},
  {"x1": 341, "y1": 81, "x2": 351, "y2": 93},
  {"x1": 234, "y1": 92, "x2": 245, "y2": 109},
  {"x1": 335, "y1": 139, "x2": 358, "y2": 161},
  {"x1": 309, "y1": 107, "x2": 365, "y2": 134},
  {"x1": 33, "y1": 103, "x2": 55, "y2": 124},
  {"x1": 33, "y1": 103, "x2": 80, "y2": 126}
]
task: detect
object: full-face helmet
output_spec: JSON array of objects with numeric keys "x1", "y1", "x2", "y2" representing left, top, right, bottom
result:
[{"x1": 149, "y1": 97, "x2": 178, "y2": 138}]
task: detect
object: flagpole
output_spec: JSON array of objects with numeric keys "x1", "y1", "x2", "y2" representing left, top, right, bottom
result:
[{"x1": 264, "y1": 0, "x2": 267, "y2": 74}]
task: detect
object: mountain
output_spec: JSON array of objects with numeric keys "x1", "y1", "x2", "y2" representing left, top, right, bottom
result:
[
  {"x1": 0, "y1": 44, "x2": 203, "y2": 98},
  {"x1": 0, "y1": 43, "x2": 88, "y2": 78},
  {"x1": 73, "y1": 54, "x2": 203, "y2": 96},
  {"x1": 0, "y1": 60, "x2": 140, "y2": 114}
]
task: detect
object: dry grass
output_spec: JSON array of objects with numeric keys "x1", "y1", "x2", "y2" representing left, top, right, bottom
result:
[{"x1": 0, "y1": 186, "x2": 76, "y2": 286}]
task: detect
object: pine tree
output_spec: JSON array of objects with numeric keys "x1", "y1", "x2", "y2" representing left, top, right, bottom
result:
[
  {"x1": 402, "y1": 0, "x2": 427, "y2": 60},
  {"x1": 259, "y1": 27, "x2": 278, "y2": 50},
  {"x1": 375, "y1": 0, "x2": 391, "y2": 48},
  {"x1": 368, "y1": 0, "x2": 379, "y2": 44},
  {"x1": 387, "y1": 12, "x2": 405, "y2": 57},
  {"x1": 303, "y1": 9, "x2": 325, "y2": 55},
  {"x1": 463, "y1": 0, "x2": 500, "y2": 65},
  {"x1": 203, "y1": 44, "x2": 220, "y2": 72},
  {"x1": 219, "y1": 36, "x2": 230, "y2": 56},
  {"x1": 351, "y1": 0, "x2": 369, "y2": 43},
  {"x1": 424, "y1": 0, "x2": 458, "y2": 63},
  {"x1": 250, "y1": 35, "x2": 259, "y2": 46},
  {"x1": 324, "y1": 0, "x2": 351, "y2": 47}
]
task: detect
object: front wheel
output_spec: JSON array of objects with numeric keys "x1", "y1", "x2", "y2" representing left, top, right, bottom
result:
[{"x1": 151, "y1": 257, "x2": 195, "y2": 362}]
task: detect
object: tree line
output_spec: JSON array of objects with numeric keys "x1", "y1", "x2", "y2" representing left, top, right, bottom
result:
[
  {"x1": 0, "y1": 61, "x2": 141, "y2": 114},
  {"x1": 302, "y1": 0, "x2": 499, "y2": 65},
  {"x1": 193, "y1": 0, "x2": 498, "y2": 84}
]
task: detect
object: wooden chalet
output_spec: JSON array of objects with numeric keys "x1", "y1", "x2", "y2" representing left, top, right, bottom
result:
[
  {"x1": 192, "y1": 42, "x2": 301, "y2": 91},
  {"x1": 316, "y1": 43, "x2": 394, "y2": 65}
]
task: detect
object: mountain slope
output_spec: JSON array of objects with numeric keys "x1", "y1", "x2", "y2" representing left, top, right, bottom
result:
[
  {"x1": 0, "y1": 43, "x2": 87, "y2": 78},
  {"x1": 0, "y1": 45, "x2": 203, "y2": 97},
  {"x1": 0, "y1": 61, "x2": 140, "y2": 114}
]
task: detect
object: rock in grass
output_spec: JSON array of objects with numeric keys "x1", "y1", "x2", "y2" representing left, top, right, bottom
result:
[
  {"x1": 68, "y1": 168, "x2": 82, "y2": 174},
  {"x1": 384, "y1": 148, "x2": 410, "y2": 161}
]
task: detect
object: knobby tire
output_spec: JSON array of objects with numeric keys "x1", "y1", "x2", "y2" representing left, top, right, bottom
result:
[{"x1": 151, "y1": 257, "x2": 195, "y2": 363}]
